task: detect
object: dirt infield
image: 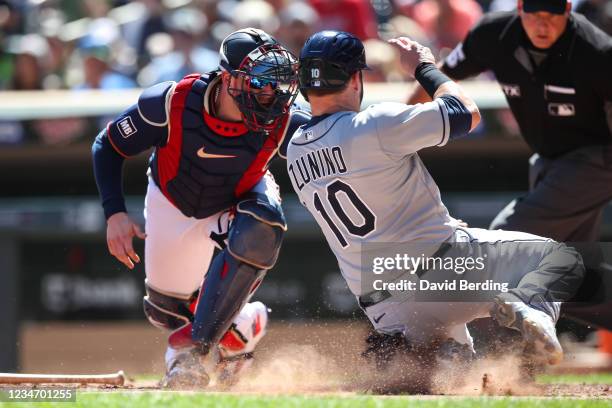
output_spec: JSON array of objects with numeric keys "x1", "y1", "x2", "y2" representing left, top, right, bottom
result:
[
  {"x1": 14, "y1": 321, "x2": 612, "y2": 398},
  {"x1": 19, "y1": 321, "x2": 370, "y2": 375},
  {"x1": 3, "y1": 373, "x2": 609, "y2": 398}
]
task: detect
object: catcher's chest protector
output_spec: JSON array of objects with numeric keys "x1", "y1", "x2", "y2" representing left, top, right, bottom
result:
[{"x1": 152, "y1": 73, "x2": 288, "y2": 219}]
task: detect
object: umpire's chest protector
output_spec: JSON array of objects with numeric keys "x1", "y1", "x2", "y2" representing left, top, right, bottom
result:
[{"x1": 152, "y1": 73, "x2": 288, "y2": 219}]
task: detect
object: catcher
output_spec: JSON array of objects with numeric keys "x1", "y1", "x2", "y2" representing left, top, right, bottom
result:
[{"x1": 92, "y1": 28, "x2": 310, "y2": 388}]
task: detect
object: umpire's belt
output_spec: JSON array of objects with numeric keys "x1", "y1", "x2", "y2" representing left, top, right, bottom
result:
[{"x1": 358, "y1": 243, "x2": 452, "y2": 309}]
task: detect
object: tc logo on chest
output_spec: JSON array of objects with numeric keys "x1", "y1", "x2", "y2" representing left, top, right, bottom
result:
[
  {"x1": 117, "y1": 117, "x2": 137, "y2": 138},
  {"x1": 500, "y1": 83, "x2": 521, "y2": 98},
  {"x1": 548, "y1": 103, "x2": 575, "y2": 117}
]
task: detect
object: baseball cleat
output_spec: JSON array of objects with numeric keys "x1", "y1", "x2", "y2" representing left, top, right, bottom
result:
[
  {"x1": 490, "y1": 298, "x2": 563, "y2": 365},
  {"x1": 160, "y1": 348, "x2": 210, "y2": 389},
  {"x1": 215, "y1": 352, "x2": 255, "y2": 387},
  {"x1": 212, "y1": 302, "x2": 268, "y2": 387}
]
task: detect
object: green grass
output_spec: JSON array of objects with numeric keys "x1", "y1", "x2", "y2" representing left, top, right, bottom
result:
[
  {"x1": 0, "y1": 394, "x2": 610, "y2": 408},
  {"x1": 0, "y1": 373, "x2": 609, "y2": 408},
  {"x1": 537, "y1": 373, "x2": 612, "y2": 385}
]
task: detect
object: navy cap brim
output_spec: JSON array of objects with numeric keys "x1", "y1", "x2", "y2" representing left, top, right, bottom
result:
[{"x1": 523, "y1": 0, "x2": 567, "y2": 14}]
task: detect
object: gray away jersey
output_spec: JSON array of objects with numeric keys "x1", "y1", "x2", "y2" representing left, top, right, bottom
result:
[{"x1": 286, "y1": 100, "x2": 460, "y2": 296}]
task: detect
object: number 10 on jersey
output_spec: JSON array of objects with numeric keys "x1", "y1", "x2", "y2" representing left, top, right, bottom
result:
[{"x1": 313, "y1": 180, "x2": 376, "y2": 248}]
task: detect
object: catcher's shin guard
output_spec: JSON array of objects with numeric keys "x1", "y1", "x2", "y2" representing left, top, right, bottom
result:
[
  {"x1": 192, "y1": 195, "x2": 286, "y2": 353},
  {"x1": 192, "y1": 251, "x2": 266, "y2": 353}
]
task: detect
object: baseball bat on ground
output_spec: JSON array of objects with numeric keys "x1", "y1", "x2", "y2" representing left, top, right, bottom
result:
[{"x1": 0, "y1": 370, "x2": 126, "y2": 386}]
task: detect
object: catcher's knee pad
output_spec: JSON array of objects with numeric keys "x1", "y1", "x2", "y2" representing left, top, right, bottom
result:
[
  {"x1": 143, "y1": 281, "x2": 197, "y2": 331},
  {"x1": 219, "y1": 301, "x2": 268, "y2": 358},
  {"x1": 228, "y1": 194, "x2": 287, "y2": 269}
]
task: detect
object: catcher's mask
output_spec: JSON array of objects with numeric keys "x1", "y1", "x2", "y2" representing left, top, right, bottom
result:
[
  {"x1": 219, "y1": 28, "x2": 299, "y2": 132},
  {"x1": 228, "y1": 44, "x2": 299, "y2": 132}
]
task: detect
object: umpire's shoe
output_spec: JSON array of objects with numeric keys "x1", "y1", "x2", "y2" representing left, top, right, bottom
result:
[
  {"x1": 490, "y1": 298, "x2": 563, "y2": 365},
  {"x1": 160, "y1": 348, "x2": 210, "y2": 389}
]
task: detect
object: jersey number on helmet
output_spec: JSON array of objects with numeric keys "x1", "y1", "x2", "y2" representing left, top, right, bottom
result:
[{"x1": 313, "y1": 180, "x2": 376, "y2": 248}]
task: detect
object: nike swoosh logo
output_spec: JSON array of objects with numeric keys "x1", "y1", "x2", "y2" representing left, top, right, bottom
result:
[
  {"x1": 373, "y1": 313, "x2": 386, "y2": 324},
  {"x1": 197, "y1": 147, "x2": 237, "y2": 159}
]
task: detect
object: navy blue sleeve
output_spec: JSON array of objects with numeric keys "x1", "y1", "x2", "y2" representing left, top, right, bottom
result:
[
  {"x1": 92, "y1": 128, "x2": 127, "y2": 219},
  {"x1": 439, "y1": 95, "x2": 472, "y2": 141},
  {"x1": 106, "y1": 81, "x2": 173, "y2": 155},
  {"x1": 92, "y1": 81, "x2": 174, "y2": 219},
  {"x1": 278, "y1": 107, "x2": 312, "y2": 159}
]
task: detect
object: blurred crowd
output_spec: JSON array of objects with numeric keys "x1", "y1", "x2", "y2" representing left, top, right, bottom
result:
[{"x1": 0, "y1": 0, "x2": 611, "y2": 144}]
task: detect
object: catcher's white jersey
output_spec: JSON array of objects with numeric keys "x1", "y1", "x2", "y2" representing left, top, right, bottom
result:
[{"x1": 286, "y1": 101, "x2": 460, "y2": 295}]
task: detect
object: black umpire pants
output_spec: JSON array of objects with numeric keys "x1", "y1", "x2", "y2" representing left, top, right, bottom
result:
[{"x1": 490, "y1": 144, "x2": 612, "y2": 329}]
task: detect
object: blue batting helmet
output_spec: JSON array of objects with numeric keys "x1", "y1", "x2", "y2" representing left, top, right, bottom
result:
[{"x1": 298, "y1": 30, "x2": 369, "y2": 100}]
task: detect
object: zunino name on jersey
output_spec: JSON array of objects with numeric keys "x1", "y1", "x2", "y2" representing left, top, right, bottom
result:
[{"x1": 288, "y1": 146, "x2": 347, "y2": 190}]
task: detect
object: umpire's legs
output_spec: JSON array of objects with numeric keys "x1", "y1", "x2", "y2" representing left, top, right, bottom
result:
[
  {"x1": 490, "y1": 145, "x2": 612, "y2": 242},
  {"x1": 490, "y1": 145, "x2": 612, "y2": 327}
]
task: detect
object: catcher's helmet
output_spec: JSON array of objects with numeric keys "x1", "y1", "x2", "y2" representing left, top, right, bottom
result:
[
  {"x1": 219, "y1": 28, "x2": 277, "y2": 72},
  {"x1": 219, "y1": 28, "x2": 299, "y2": 132},
  {"x1": 298, "y1": 30, "x2": 369, "y2": 100}
]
